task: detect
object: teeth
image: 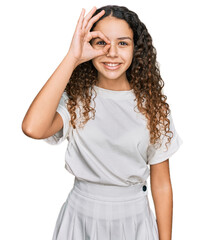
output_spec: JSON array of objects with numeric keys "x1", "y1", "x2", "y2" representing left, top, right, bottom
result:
[{"x1": 104, "y1": 63, "x2": 120, "y2": 66}]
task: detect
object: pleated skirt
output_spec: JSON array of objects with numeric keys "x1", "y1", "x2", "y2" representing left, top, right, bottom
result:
[{"x1": 52, "y1": 177, "x2": 159, "y2": 240}]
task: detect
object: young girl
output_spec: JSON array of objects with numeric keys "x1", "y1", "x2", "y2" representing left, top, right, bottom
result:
[{"x1": 22, "y1": 5, "x2": 183, "y2": 240}]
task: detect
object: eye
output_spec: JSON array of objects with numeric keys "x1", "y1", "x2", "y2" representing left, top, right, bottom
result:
[
  {"x1": 95, "y1": 41, "x2": 128, "y2": 46},
  {"x1": 96, "y1": 41, "x2": 106, "y2": 45},
  {"x1": 119, "y1": 42, "x2": 128, "y2": 46}
]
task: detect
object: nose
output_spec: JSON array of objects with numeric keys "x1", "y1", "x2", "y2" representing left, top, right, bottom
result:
[{"x1": 106, "y1": 42, "x2": 118, "y2": 57}]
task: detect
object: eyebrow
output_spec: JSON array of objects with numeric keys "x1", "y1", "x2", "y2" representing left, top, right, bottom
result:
[{"x1": 117, "y1": 37, "x2": 132, "y2": 40}]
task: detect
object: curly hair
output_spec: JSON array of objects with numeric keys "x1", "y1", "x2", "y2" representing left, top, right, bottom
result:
[{"x1": 65, "y1": 5, "x2": 173, "y2": 151}]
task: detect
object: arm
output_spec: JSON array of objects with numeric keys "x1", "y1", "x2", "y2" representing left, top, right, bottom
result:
[
  {"x1": 150, "y1": 159, "x2": 173, "y2": 240},
  {"x1": 22, "y1": 7, "x2": 110, "y2": 140},
  {"x1": 21, "y1": 51, "x2": 78, "y2": 139}
]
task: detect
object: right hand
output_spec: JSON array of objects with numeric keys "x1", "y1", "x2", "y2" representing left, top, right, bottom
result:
[{"x1": 68, "y1": 6, "x2": 111, "y2": 67}]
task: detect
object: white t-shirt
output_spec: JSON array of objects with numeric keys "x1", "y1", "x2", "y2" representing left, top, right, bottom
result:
[{"x1": 43, "y1": 85, "x2": 183, "y2": 186}]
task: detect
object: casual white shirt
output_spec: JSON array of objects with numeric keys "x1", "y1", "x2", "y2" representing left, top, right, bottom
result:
[{"x1": 43, "y1": 85, "x2": 183, "y2": 186}]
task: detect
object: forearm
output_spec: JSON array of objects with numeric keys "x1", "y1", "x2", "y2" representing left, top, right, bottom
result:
[
  {"x1": 151, "y1": 183, "x2": 173, "y2": 240},
  {"x1": 22, "y1": 51, "x2": 77, "y2": 138}
]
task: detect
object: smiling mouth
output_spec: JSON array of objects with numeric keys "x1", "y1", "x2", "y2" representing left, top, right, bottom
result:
[{"x1": 102, "y1": 62, "x2": 122, "y2": 70}]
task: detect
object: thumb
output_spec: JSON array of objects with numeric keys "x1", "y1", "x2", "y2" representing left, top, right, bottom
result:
[{"x1": 94, "y1": 44, "x2": 111, "y2": 57}]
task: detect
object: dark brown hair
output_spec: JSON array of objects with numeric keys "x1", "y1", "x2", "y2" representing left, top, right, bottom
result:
[{"x1": 65, "y1": 5, "x2": 173, "y2": 150}]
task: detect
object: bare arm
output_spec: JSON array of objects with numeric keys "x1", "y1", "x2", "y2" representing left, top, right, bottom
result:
[
  {"x1": 22, "y1": 7, "x2": 110, "y2": 140},
  {"x1": 150, "y1": 159, "x2": 173, "y2": 240},
  {"x1": 21, "y1": 52, "x2": 77, "y2": 139}
]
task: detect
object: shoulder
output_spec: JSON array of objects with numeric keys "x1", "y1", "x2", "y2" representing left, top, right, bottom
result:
[
  {"x1": 60, "y1": 91, "x2": 70, "y2": 104},
  {"x1": 62, "y1": 91, "x2": 69, "y2": 99}
]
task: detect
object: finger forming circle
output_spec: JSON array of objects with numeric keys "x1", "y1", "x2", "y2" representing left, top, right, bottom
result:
[{"x1": 86, "y1": 31, "x2": 110, "y2": 44}]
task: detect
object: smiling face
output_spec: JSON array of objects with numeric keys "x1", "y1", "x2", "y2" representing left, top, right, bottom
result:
[{"x1": 91, "y1": 16, "x2": 134, "y2": 86}]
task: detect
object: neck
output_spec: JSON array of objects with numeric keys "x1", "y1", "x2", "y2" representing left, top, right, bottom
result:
[{"x1": 96, "y1": 77, "x2": 132, "y2": 91}]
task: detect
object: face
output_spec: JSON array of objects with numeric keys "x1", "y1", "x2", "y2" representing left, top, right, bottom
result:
[{"x1": 91, "y1": 16, "x2": 134, "y2": 83}]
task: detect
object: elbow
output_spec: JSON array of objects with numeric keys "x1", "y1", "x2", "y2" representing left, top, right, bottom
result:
[{"x1": 21, "y1": 120, "x2": 44, "y2": 139}]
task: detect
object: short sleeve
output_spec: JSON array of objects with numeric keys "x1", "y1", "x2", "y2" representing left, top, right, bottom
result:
[
  {"x1": 147, "y1": 112, "x2": 183, "y2": 165},
  {"x1": 43, "y1": 91, "x2": 70, "y2": 145}
]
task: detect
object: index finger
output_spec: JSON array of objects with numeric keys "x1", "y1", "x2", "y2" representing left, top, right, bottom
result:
[{"x1": 87, "y1": 31, "x2": 110, "y2": 45}]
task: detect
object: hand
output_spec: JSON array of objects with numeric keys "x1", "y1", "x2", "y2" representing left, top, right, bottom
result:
[{"x1": 68, "y1": 6, "x2": 111, "y2": 66}]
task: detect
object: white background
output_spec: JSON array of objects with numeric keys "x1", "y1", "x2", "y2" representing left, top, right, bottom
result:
[{"x1": 0, "y1": 0, "x2": 203, "y2": 239}]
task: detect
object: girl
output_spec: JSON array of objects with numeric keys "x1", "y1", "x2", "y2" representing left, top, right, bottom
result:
[{"x1": 22, "y1": 5, "x2": 183, "y2": 240}]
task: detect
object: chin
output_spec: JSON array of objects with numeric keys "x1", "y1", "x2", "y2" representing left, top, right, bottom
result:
[
  {"x1": 99, "y1": 72, "x2": 127, "y2": 81},
  {"x1": 99, "y1": 69, "x2": 129, "y2": 80}
]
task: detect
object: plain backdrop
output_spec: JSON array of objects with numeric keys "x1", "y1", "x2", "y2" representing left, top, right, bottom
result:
[{"x1": 0, "y1": 0, "x2": 203, "y2": 239}]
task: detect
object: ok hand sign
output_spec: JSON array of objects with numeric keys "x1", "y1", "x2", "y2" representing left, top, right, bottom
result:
[{"x1": 68, "y1": 7, "x2": 111, "y2": 66}]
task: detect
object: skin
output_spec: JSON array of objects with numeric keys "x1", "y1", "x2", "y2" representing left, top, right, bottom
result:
[
  {"x1": 91, "y1": 16, "x2": 134, "y2": 91},
  {"x1": 150, "y1": 159, "x2": 173, "y2": 240},
  {"x1": 21, "y1": 7, "x2": 110, "y2": 138},
  {"x1": 92, "y1": 16, "x2": 173, "y2": 239},
  {"x1": 22, "y1": 6, "x2": 173, "y2": 239}
]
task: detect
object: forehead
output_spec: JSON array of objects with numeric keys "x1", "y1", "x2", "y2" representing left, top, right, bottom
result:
[{"x1": 93, "y1": 16, "x2": 133, "y2": 39}]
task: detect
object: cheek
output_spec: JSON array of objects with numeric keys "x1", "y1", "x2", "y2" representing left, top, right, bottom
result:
[
  {"x1": 92, "y1": 44, "x2": 104, "y2": 51},
  {"x1": 91, "y1": 58, "x2": 100, "y2": 70},
  {"x1": 122, "y1": 51, "x2": 134, "y2": 64}
]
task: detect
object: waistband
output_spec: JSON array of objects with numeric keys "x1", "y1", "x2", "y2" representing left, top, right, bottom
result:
[{"x1": 72, "y1": 178, "x2": 148, "y2": 202}]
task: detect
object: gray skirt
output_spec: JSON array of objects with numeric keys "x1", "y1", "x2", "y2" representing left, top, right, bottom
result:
[{"x1": 52, "y1": 178, "x2": 159, "y2": 240}]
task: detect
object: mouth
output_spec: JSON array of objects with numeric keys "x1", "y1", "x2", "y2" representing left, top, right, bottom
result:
[{"x1": 102, "y1": 62, "x2": 122, "y2": 70}]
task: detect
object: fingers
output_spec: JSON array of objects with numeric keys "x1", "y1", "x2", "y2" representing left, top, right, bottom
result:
[
  {"x1": 85, "y1": 10, "x2": 106, "y2": 32},
  {"x1": 87, "y1": 31, "x2": 110, "y2": 45},
  {"x1": 75, "y1": 8, "x2": 86, "y2": 32},
  {"x1": 82, "y1": 6, "x2": 97, "y2": 30},
  {"x1": 75, "y1": 7, "x2": 106, "y2": 33},
  {"x1": 94, "y1": 44, "x2": 111, "y2": 57},
  {"x1": 101, "y1": 43, "x2": 111, "y2": 53}
]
